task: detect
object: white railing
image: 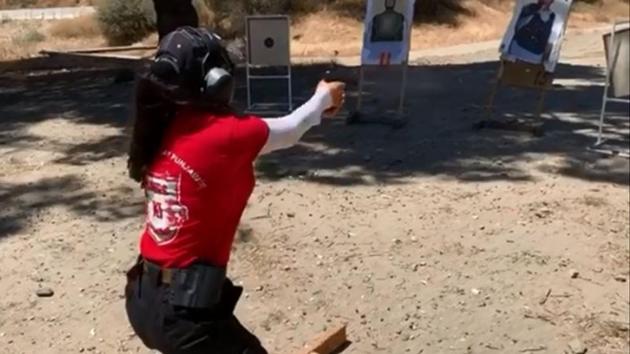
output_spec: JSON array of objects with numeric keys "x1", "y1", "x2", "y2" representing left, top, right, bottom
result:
[{"x1": 0, "y1": 6, "x2": 95, "y2": 21}]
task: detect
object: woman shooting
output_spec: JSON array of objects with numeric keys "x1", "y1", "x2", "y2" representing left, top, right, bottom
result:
[{"x1": 124, "y1": 27, "x2": 345, "y2": 354}]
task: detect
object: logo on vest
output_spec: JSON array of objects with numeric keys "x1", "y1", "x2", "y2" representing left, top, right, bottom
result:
[{"x1": 145, "y1": 174, "x2": 189, "y2": 244}]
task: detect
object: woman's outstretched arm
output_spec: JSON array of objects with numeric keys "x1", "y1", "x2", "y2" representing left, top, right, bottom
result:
[{"x1": 258, "y1": 81, "x2": 345, "y2": 156}]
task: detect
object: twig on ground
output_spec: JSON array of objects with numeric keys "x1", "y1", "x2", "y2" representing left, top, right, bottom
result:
[{"x1": 539, "y1": 288, "x2": 552, "y2": 305}]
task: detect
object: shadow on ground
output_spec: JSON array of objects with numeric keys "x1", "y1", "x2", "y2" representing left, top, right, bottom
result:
[
  {"x1": 0, "y1": 57, "x2": 628, "y2": 239},
  {"x1": 245, "y1": 61, "x2": 629, "y2": 187}
]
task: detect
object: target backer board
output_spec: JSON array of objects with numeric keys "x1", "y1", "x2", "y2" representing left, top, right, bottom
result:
[
  {"x1": 499, "y1": 0, "x2": 573, "y2": 73},
  {"x1": 355, "y1": 0, "x2": 416, "y2": 123},
  {"x1": 247, "y1": 15, "x2": 290, "y2": 66},
  {"x1": 361, "y1": 0, "x2": 415, "y2": 66},
  {"x1": 245, "y1": 15, "x2": 292, "y2": 112}
]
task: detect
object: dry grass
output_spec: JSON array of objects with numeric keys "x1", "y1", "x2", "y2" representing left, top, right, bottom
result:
[
  {"x1": 291, "y1": 0, "x2": 629, "y2": 57},
  {"x1": 0, "y1": 0, "x2": 628, "y2": 61},
  {"x1": 48, "y1": 14, "x2": 100, "y2": 39},
  {"x1": 0, "y1": 0, "x2": 92, "y2": 9},
  {"x1": 0, "y1": 20, "x2": 105, "y2": 60}
]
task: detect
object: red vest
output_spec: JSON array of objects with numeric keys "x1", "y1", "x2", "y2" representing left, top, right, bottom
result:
[{"x1": 139, "y1": 109, "x2": 269, "y2": 268}]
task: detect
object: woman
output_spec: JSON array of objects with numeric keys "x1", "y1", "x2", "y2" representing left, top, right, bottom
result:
[{"x1": 124, "y1": 27, "x2": 345, "y2": 354}]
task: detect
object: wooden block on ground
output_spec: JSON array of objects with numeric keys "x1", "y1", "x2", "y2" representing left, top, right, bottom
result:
[{"x1": 296, "y1": 324, "x2": 348, "y2": 354}]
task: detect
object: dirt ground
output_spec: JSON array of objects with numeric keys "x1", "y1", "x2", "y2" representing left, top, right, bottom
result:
[{"x1": 1, "y1": 24, "x2": 629, "y2": 354}]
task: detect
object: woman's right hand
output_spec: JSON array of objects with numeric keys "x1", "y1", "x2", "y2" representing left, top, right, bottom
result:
[{"x1": 317, "y1": 80, "x2": 346, "y2": 117}]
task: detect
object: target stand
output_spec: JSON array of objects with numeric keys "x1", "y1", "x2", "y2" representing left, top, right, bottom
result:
[
  {"x1": 245, "y1": 15, "x2": 293, "y2": 115},
  {"x1": 475, "y1": 59, "x2": 553, "y2": 137},
  {"x1": 591, "y1": 19, "x2": 630, "y2": 158},
  {"x1": 347, "y1": 61, "x2": 410, "y2": 129},
  {"x1": 348, "y1": 0, "x2": 416, "y2": 129}
]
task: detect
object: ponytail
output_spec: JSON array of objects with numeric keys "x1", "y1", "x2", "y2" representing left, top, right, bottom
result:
[{"x1": 127, "y1": 75, "x2": 177, "y2": 183}]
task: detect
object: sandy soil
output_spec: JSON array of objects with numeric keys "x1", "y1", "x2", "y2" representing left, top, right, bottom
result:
[{"x1": 0, "y1": 26, "x2": 629, "y2": 354}]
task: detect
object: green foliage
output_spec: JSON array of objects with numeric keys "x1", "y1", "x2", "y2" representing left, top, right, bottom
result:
[
  {"x1": 95, "y1": 0, "x2": 154, "y2": 45},
  {"x1": 12, "y1": 28, "x2": 45, "y2": 44}
]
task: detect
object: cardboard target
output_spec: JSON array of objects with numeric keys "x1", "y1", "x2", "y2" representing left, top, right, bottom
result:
[{"x1": 246, "y1": 16, "x2": 290, "y2": 66}]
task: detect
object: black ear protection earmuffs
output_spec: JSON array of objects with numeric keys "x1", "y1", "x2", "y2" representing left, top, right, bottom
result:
[
  {"x1": 200, "y1": 31, "x2": 235, "y2": 105},
  {"x1": 150, "y1": 27, "x2": 235, "y2": 105}
]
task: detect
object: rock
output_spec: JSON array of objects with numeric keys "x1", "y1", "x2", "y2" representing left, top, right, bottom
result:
[
  {"x1": 36, "y1": 288, "x2": 54, "y2": 297},
  {"x1": 613, "y1": 275, "x2": 627, "y2": 283},
  {"x1": 286, "y1": 212, "x2": 295, "y2": 218},
  {"x1": 568, "y1": 339, "x2": 587, "y2": 354},
  {"x1": 471, "y1": 288, "x2": 481, "y2": 295},
  {"x1": 570, "y1": 270, "x2": 579, "y2": 279}
]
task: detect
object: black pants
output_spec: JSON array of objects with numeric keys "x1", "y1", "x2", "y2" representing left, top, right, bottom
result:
[{"x1": 124, "y1": 261, "x2": 267, "y2": 354}]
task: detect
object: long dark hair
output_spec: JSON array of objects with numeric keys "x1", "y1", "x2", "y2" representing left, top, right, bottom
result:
[
  {"x1": 127, "y1": 72, "x2": 234, "y2": 183},
  {"x1": 127, "y1": 74, "x2": 175, "y2": 182}
]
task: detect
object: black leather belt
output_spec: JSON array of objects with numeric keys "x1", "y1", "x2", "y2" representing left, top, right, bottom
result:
[{"x1": 141, "y1": 258, "x2": 227, "y2": 309}]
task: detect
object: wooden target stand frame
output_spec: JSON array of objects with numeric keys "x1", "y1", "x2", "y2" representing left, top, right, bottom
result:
[
  {"x1": 346, "y1": 61, "x2": 410, "y2": 129},
  {"x1": 295, "y1": 324, "x2": 350, "y2": 354},
  {"x1": 591, "y1": 19, "x2": 630, "y2": 158},
  {"x1": 477, "y1": 59, "x2": 554, "y2": 136}
]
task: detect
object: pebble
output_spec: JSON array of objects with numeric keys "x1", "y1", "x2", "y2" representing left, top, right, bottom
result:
[
  {"x1": 570, "y1": 270, "x2": 579, "y2": 279},
  {"x1": 471, "y1": 288, "x2": 481, "y2": 295},
  {"x1": 36, "y1": 288, "x2": 54, "y2": 297},
  {"x1": 568, "y1": 339, "x2": 587, "y2": 354},
  {"x1": 613, "y1": 275, "x2": 627, "y2": 283}
]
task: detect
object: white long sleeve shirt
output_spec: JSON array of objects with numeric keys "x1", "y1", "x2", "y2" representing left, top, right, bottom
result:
[{"x1": 258, "y1": 88, "x2": 332, "y2": 155}]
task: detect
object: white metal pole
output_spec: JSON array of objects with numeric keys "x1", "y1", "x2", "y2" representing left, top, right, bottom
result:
[
  {"x1": 246, "y1": 64, "x2": 252, "y2": 111},
  {"x1": 597, "y1": 21, "x2": 617, "y2": 146},
  {"x1": 288, "y1": 65, "x2": 293, "y2": 111},
  {"x1": 357, "y1": 65, "x2": 365, "y2": 112}
]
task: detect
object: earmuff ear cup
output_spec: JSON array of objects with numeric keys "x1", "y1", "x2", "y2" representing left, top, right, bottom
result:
[
  {"x1": 203, "y1": 67, "x2": 234, "y2": 104},
  {"x1": 150, "y1": 55, "x2": 180, "y2": 83}
]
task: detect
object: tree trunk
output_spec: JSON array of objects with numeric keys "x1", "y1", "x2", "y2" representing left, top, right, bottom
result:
[{"x1": 152, "y1": 0, "x2": 199, "y2": 41}]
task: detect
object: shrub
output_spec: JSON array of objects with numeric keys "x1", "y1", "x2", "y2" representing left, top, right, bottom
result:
[
  {"x1": 96, "y1": 0, "x2": 154, "y2": 45},
  {"x1": 49, "y1": 14, "x2": 101, "y2": 38},
  {"x1": 12, "y1": 28, "x2": 46, "y2": 45}
]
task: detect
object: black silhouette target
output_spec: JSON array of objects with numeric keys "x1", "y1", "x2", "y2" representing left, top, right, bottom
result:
[{"x1": 246, "y1": 16, "x2": 290, "y2": 66}]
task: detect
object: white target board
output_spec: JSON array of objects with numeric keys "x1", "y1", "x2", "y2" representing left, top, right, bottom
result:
[
  {"x1": 245, "y1": 15, "x2": 293, "y2": 113},
  {"x1": 361, "y1": 0, "x2": 416, "y2": 66},
  {"x1": 246, "y1": 15, "x2": 290, "y2": 66},
  {"x1": 499, "y1": 0, "x2": 573, "y2": 73}
]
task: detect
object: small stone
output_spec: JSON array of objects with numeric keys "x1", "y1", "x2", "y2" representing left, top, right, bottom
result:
[
  {"x1": 613, "y1": 275, "x2": 627, "y2": 283},
  {"x1": 286, "y1": 212, "x2": 295, "y2": 218},
  {"x1": 568, "y1": 339, "x2": 587, "y2": 354},
  {"x1": 471, "y1": 288, "x2": 481, "y2": 295},
  {"x1": 393, "y1": 238, "x2": 402, "y2": 245},
  {"x1": 570, "y1": 270, "x2": 579, "y2": 279},
  {"x1": 255, "y1": 286, "x2": 264, "y2": 291},
  {"x1": 412, "y1": 264, "x2": 419, "y2": 272},
  {"x1": 90, "y1": 328, "x2": 96, "y2": 337},
  {"x1": 36, "y1": 288, "x2": 54, "y2": 297}
]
